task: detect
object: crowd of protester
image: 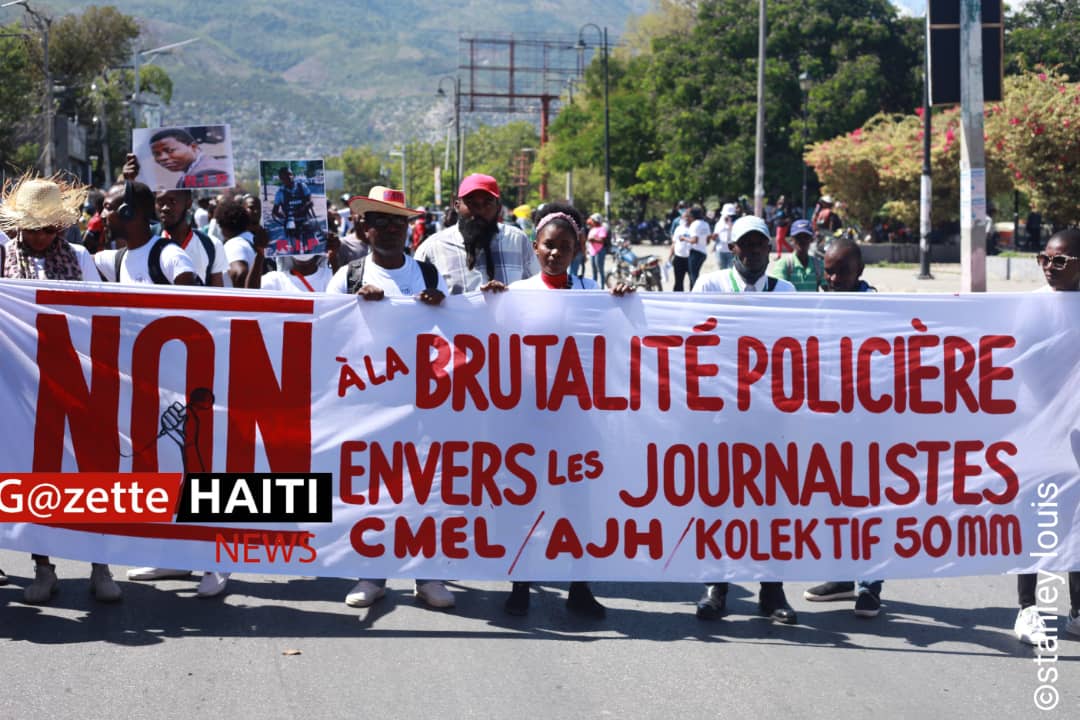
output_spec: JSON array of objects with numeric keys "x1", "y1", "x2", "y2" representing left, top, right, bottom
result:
[{"x1": 0, "y1": 159, "x2": 1076, "y2": 647}]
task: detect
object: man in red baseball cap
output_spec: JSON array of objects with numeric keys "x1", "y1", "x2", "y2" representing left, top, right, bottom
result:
[{"x1": 414, "y1": 173, "x2": 538, "y2": 293}]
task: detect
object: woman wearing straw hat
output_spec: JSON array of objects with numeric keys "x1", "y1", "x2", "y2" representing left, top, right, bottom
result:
[
  {"x1": 0, "y1": 172, "x2": 123, "y2": 603},
  {"x1": 0, "y1": 173, "x2": 99, "y2": 284}
]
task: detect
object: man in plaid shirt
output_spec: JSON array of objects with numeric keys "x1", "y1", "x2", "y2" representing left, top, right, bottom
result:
[{"x1": 415, "y1": 174, "x2": 539, "y2": 293}]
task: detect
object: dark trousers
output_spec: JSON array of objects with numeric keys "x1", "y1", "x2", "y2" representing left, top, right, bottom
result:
[
  {"x1": 672, "y1": 255, "x2": 689, "y2": 291},
  {"x1": 688, "y1": 251, "x2": 706, "y2": 289},
  {"x1": 708, "y1": 581, "x2": 784, "y2": 597},
  {"x1": 1018, "y1": 571, "x2": 1080, "y2": 610}
]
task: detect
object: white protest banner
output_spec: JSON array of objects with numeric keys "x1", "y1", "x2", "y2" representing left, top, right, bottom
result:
[{"x1": 0, "y1": 280, "x2": 1077, "y2": 582}]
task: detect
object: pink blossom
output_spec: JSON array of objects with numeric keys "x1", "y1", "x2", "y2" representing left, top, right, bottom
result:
[
  {"x1": 915, "y1": 107, "x2": 924, "y2": 118},
  {"x1": 1009, "y1": 118, "x2": 1020, "y2": 125},
  {"x1": 1038, "y1": 73, "x2": 1047, "y2": 81}
]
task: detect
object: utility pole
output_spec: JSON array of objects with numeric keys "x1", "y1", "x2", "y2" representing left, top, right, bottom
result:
[
  {"x1": 959, "y1": 0, "x2": 987, "y2": 292},
  {"x1": 918, "y1": 36, "x2": 934, "y2": 280},
  {"x1": 753, "y1": 0, "x2": 766, "y2": 216}
]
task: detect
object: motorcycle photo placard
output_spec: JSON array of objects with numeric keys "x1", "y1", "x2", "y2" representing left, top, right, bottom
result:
[{"x1": 258, "y1": 159, "x2": 329, "y2": 256}]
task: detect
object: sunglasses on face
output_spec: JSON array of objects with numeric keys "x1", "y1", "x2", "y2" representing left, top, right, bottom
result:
[
  {"x1": 1036, "y1": 253, "x2": 1078, "y2": 269},
  {"x1": 365, "y1": 214, "x2": 409, "y2": 229}
]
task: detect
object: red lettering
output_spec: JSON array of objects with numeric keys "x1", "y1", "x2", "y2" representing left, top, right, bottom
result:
[
  {"x1": 33, "y1": 315, "x2": 120, "y2": 471},
  {"x1": 226, "y1": 320, "x2": 311, "y2": 472}
]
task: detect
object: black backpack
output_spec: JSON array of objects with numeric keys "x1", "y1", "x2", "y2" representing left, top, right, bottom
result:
[
  {"x1": 160, "y1": 229, "x2": 216, "y2": 285},
  {"x1": 346, "y1": 256, "x2": 439, "y2": 295}
]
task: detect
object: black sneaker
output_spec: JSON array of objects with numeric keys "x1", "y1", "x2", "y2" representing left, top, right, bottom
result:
[
  {"x1": 803, "y1": 581, "x2": 856, "y2": 602},
  {"x1": 854, "y1": 590, "x2": 881, "y2": 618},
  {"x1": 504, "y1": 582, "x2": 531, "y2": 616}
]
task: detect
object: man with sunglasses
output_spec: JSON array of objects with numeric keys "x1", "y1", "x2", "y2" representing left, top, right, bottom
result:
[
  {"x1": 1013, "y1": 228, "x2": 1080, "y2": 644},
  {"x1": 326, "y1": 186, "x2": 449, "y2": 609},
  {"x1": 414, "y1": 174, "x2": 539, "y2": 293},
  {"x1": 326, "y1": 186, "x2": 446, "y2": 302}
]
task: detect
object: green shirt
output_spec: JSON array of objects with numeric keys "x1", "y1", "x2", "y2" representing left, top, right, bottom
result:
[{"x1": 768, "y1": 252, "x2": 823, "y2": 292}]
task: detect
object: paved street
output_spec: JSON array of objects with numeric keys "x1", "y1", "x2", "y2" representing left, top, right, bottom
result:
[{"x1": 1, "y1": 552, "x2": 1076, "y2": 719}]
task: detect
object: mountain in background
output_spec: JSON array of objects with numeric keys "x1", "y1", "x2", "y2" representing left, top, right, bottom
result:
[{"x1": 44, "y1": 0, "x2": 650, "y2": 174}]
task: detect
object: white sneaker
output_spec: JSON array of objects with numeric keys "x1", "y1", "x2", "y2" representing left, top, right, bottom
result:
[
  {"x1": 345, "y1": 580, "x2": 386, "y2": 608},
  {"x1": 90, "y1": 563, "x2": 122, "y2": 602},
  {"x1": 1015, "y1": 606, "x2": 1050, "y2": 645},
  {"x1": 415, "y1": 580, "x2": 455, "y2": 608},
  {"x1": 1066, "y1": 610, "x2": 1080, "y2": 638},
  {"x1": 126, "y1": 567, "x2": 192, "y2": 581},
  {"x1": 23, "y1": 563, "x2": 58, "y2": 605},
  {"x1": 196, "y1": 571, "x2": 230, "y2": 598}
]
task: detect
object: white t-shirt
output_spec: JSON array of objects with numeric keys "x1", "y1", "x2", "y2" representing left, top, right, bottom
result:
[
  {"x1": 688, "y1": 219, "x2": 711, "y2": 255},
  {"x1": 194, "y1": 207, "x2": 210, "y2": 229},
  {"x1": 326, "y1": 255, "x2": 449, "y2": 296},
  {"x1": 692, "y1": 268, "x2": 797, "y2": 293},
  {"x1": 260, "y1": 264, "x2": 334, "y2": 293},
  {"x1": 672, "y1": 222, "x2": 693, "y2": 258},
  {"x1": 166, "y1": 229, "x2": 226, "y2": 283},
  {"x1": 11, "y1": 243, "x2": 100, "y2": 281},
  {"x1": 509, "y1": 274, "x2": 598, "y2": 290},
  {"x1": 713, "y1": 218, "x2": 734, "y2": 255},
  {"x1": 223, "y1": 236, "x2": 256, "y2": 288},
  {"x1": 94, "y1": 237, "x2": 197, "y2": 284}
]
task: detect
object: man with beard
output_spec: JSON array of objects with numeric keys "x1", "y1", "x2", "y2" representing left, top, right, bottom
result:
[
  {"x1": 691, "y1": 215, "x2": 797, "y2": 625},
  {"x1": 414, "y1": 174, "x2": 538, "y2": 293}
]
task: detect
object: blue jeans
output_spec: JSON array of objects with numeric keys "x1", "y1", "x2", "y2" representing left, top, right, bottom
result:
[
  {"x1": 590, "y1": 249, "x2": 606, "y2": 282},
  {"x1": 716, "y1": 252, "x2": 734, "y2": 270}
]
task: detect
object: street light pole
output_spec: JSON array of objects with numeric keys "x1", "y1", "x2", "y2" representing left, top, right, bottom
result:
[
  {"x1": 578, "y1": 24, "x2": 610, "y2": 220},
  {"x1": 390, "y1": 147, "x2": 407, "y2": 198},
  {"x1": 132, "y1": 38, "x2": 199, "y2": 128},
  {"x1": 753, "y1": 0, "x2": 766, "y2": 217},
  {"x1": 4, "y1": 0, "x2": 53, "y2": 174},
  {"x1": 437, "y1": 75, "x2": 460, "y2": 198},
  {"x1": 799, "y1": 71, "x2": 811, "y2": 220}
]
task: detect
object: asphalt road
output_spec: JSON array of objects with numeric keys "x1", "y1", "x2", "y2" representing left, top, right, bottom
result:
[
  {"x1": 2, "y1": 248, "x2": 1066, "y2": 719},
  {"x1": 1, "y1": 552, "x2": 1076, "y2": 719}
]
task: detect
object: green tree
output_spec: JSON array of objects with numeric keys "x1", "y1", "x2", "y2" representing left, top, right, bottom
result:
[
  {"x1": 0, "y1": 30, "x2": 36, "y2": 172},
  {"x1": 644, "y1": 0, "x2": 921, "y2": 208},
  {"x1": 325, "y1": 145, "x2": 386, "y2": 197},
  {"x1": 460, "y1": 121, "x2": 540, "y2": 203},
  {"x1": 1006, "y1": 0, "x2": 1080, "y2": 79},
  {"x1": 546, "y1": 54, "x2": 661, "y2": 219}
]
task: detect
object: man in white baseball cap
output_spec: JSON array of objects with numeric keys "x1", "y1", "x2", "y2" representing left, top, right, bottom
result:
[
  {"x1": 693, "y1": 215, "x2": 795, "y2": 293},
  {"x1": 690, "y1": 215, "x2": 797, "y2": 624}
]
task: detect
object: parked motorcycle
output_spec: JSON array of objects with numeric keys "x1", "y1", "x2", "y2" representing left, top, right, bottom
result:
[{"x1": 605, "y1": 237, "x2": 662, "y2": 291}]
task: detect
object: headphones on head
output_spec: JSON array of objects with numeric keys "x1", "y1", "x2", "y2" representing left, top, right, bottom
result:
[{"x1": 118, "y1": 180, "x2": 136, "y2": 221}]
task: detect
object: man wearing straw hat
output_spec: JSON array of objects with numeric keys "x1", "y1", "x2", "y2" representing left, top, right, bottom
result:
[{"x1": 0, "y1": 172, "x2": 124, "y2": 603}]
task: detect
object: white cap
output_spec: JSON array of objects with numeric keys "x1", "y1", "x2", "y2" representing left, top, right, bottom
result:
[
  {"x1": 721, "y1": 202, "x2": 738, "y2": 217},
  {"x1": 731, "y1": 215, "x2": 771, "y2": 245}
]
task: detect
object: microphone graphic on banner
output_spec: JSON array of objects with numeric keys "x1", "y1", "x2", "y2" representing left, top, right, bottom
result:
[{"x1": 157, "y1": 387, "x2": 214, "y2": 473}]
